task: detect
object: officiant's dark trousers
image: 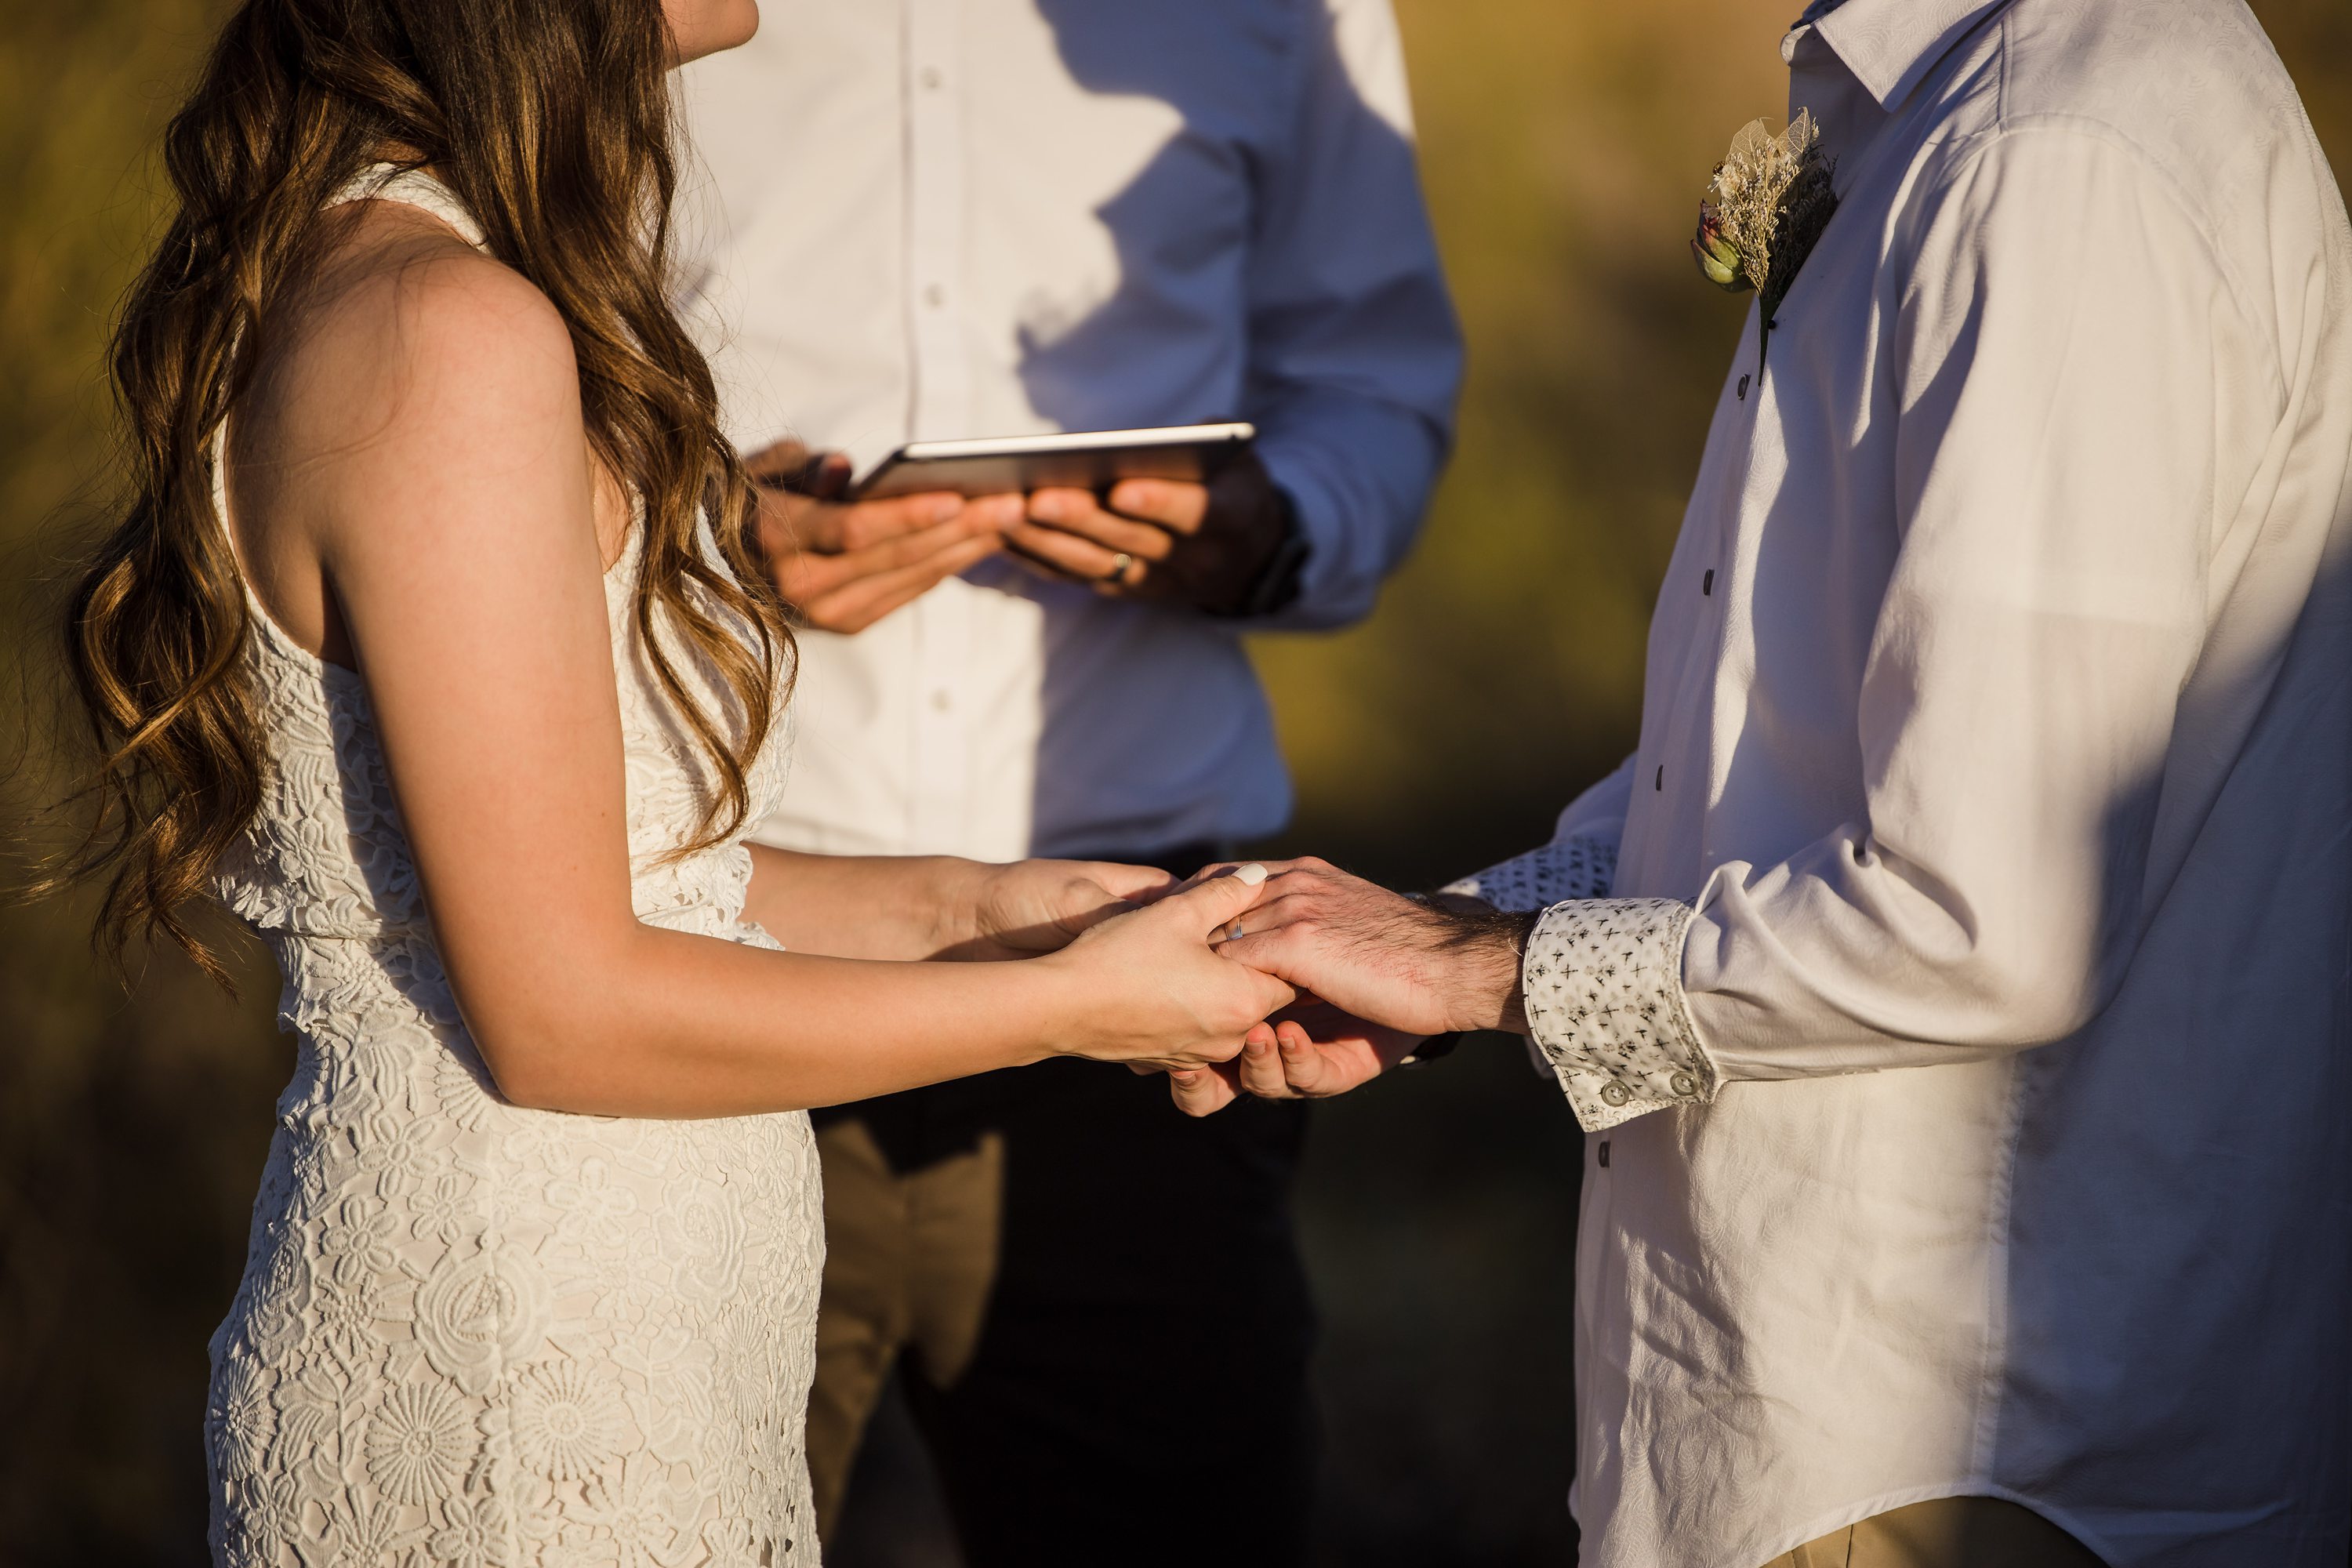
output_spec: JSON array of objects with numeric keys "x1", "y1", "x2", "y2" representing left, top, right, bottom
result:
[{"x1": 804, "y1": 849, "x2": 1316, "y2": 1567}]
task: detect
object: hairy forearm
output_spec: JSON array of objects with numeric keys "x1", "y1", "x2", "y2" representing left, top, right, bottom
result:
[
  {"x1": 470, "y1": 921, "x2": 1087, "y2": 1118},
  {"x1": 739, "y1": 845, "x2": 985, "y2": 960},
  {"x1": 1431, "y1": 903, "x2": 1537, "y2": 1035}
]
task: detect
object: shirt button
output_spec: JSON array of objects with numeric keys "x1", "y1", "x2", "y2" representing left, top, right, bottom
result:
[
  {"x1": 1670, "y1": 1071, "x2": 1697, "y2": 1098},
  {"x1": 924, "y1": 283, "x2": 946, "y2": 309},
  {"x1": 1597, "y1": 1140, "x2": 1611, "y2": 1168},
  {"x1": 919, "y1": 66, "x2": 945, "y2": 91},
  {"x1": 1654, "y1": 764, "x2": 1664, "y2": 792},
  {"x1": 1600, "y1": 1082, "x2": 1632, "y2": 1107},
  {"x1": 930, "y1": 690, "x2": 953, "y2": 712},
  {"x1": 1701, "y1": 568, "x2": 1715, "y2": 597}
]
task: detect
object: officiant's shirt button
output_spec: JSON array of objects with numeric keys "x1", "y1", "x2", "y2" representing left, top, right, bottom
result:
[
  {"x1": 931, "y1": 690, "x2": 953, "y2": 712},
  {"x1": 1598, "y1": 1141, "x2": 1611, "y2": 1168},
  {"x1": 920, "y1": 66, "x2": 944, "y2": 91},
  {"x1": 1702, "y1": 569, "x2": 1715, "y2": 596},
  {"x1": 1737, "y1": 374, "x2": 1751, "y2": 401},
  {"x1": 924, "y1": 284, "x2": 946, "y2": 309},
  {"x1": 1601, "y1": 1082, "x2": 1632, "y2": 1107},
  {"x1": 1671, "y1": 1072, "x2": 1697, "y2": 1098}
]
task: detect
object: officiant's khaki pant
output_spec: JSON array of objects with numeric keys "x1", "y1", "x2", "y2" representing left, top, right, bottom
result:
[{"x1": 1760, "y1": 1497, "x2": 2103, "y2": 1568}]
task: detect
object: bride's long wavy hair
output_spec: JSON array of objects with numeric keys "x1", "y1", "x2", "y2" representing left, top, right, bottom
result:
[{"x1": 56, "y1": 0, "x2": 790, "y2": 985}]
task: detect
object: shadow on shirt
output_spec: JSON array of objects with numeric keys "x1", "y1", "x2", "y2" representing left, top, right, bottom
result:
[{"x1": 982, "y1": 0, "x2": 1455, "y2": 860}]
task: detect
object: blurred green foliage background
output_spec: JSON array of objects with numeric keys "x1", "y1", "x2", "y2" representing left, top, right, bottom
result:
[{"x1": 2, "y1": 2, "x2": 2345, "y2": 1563}]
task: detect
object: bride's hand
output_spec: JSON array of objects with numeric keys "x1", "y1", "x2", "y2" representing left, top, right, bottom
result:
[
  {"x1": 1040, "y1": 865, "x2": 1297, "y2": 1069},
  {"x1": 934, "y1": 858, "x2": 1179, "y2": 960}
]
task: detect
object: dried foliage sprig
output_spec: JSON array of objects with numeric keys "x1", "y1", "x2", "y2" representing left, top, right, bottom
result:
[{"x1": 1691, "y1": 110, "x2": 1838, "y2": 375}]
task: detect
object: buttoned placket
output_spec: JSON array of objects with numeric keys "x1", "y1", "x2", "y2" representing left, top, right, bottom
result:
[
  {"x1": 1587, "y1": 8, "x2": 1926, "y2": 1373},
  {"x1": 903, "y1": 0, "x2": 974, "y2": 850},
  {"x1": 1657, "y1": 12, "x2": 1866, "y2": 837},
  {"x1": 1642, "y1": 316, "x2": 1758, "y2": 822}
]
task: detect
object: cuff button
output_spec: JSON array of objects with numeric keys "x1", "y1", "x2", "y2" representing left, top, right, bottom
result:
[
  {"x1": 1670, "y1": 1072, "x2": 1697, "y2": 1098},
  {"x1": 1599, "y1": 1082, "x2": 1632, "y2": 1107}
]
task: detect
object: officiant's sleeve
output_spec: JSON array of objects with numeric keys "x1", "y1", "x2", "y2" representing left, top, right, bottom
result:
[
  {"x1": 1523, "y1": 125, "x2": 2275, "y2": 1133},
  {"x1": 1239, "y1": 0, "x2": 1462, "y2": 633}
]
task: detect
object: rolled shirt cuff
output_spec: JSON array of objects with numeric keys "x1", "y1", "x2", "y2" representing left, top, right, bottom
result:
[
  {"x1": 1243, "y1": 451, "x2": 1359, "y2": 630},
  {"x1": 1520, "y1": 898, "x2": 1718, "y2": 1132}
]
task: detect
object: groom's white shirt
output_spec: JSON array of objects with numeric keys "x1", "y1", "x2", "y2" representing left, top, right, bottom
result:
[{"x1": 1459, "y1": 0, "x2": 2352, "y2": 1563}]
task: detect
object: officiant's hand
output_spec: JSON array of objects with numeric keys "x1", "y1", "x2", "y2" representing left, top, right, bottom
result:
[
  {"x1": 1007, "y1": 452, "x2": 1290, "y2": 613},
  {"x1": 746, "y1": 440, "x2": 1022, "y2": 633},
  {"x1": 1208, "y1": 858, "x2": 1532, "y2": 1038}
]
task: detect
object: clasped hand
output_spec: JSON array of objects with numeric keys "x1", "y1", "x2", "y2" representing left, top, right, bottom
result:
[
  {"x1": 949, "y1": 855, "x2": 1522, "y2": 1100},
  {"x1": 1153, "y1": 859, "x2": 1533, "y2": 1118}
]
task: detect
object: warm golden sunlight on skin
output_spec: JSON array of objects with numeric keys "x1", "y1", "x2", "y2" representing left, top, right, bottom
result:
[
  {"x1": 0, "y1": 0, "x2": 2344, "y2": 1557},
  {"x1": 665, "y1": 0, "x2": 759, "y2": 64}
]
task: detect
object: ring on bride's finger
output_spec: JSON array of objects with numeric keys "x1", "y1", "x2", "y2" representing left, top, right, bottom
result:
[
  {"x1": 1225, "y1": 920, "x2": 1244, "y2": 941},
  {"x1": 1106, "y1": 550, "x2": 1134, "y2": 583}
]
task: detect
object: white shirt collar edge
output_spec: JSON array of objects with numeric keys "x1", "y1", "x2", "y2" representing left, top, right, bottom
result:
[{"x1": 1802, "y1": 0, "x2": 2020, "y2": 110}]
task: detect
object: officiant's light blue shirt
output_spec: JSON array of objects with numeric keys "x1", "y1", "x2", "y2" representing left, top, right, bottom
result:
[{"x1": 1455, "y1": 1, "x2": 2352, "y2": 1563}]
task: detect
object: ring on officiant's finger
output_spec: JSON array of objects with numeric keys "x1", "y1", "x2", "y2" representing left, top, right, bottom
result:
[
  {"x1": 1106, "y1": 551, "x2": 1135, "y2": 583},
  {"x1": 1225, "y1": 920, "x2": 1244, "y2": 941}
]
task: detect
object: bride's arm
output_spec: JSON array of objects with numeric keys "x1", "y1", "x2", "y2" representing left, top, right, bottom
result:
[
  {"x1": 739, "y1": 847, "x2": 1177, "y2": 962},
  {"x1": 282, "y1": 248, "x2": 1285, "y2": 1118}
]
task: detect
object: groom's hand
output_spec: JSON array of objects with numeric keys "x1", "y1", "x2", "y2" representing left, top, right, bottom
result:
[
  {"x1": 1210, "y1": 859, "x2": 1534, "y2": 1038},
  {"x1": 1165, "y1": 1001, "x2": 1425, "y2": 1116}
]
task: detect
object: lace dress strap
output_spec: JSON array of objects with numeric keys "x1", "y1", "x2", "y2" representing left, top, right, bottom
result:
[{"x1": 327, "y1": 163, "x2": 488, "y2": 249}]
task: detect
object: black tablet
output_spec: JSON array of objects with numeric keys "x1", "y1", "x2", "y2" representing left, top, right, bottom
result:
[{"x1": 849, "y1": 422, "x2": 1256, "y2": 501}]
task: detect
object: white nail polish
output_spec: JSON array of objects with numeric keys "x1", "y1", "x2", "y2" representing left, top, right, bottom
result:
[{"x1": 1234, "y1": 863, "x2": 1268, "y2": 886}]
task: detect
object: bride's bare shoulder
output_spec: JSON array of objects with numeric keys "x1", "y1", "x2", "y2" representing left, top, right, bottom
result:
[
  {"x1": 237, "y1": 199, "x2": 580, "y2": 487},
  {"x1": 226, "y1": 199, "x2": 588, "y2": 571},
  {"x1": 221, "y1": 198, "x2": 594, "y2": 658}
]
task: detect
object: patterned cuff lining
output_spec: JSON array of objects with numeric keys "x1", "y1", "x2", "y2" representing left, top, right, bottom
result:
[
  {"x1": 1441, "y1": 833, "x2": 1618, "y2": 913},
  {"x1": 1520, "y1": 898, "x2": 1715, "y2": 1133}
]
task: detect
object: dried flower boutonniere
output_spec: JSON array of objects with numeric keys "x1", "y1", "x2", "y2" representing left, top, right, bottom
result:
[{"x1": 1692, "y1": 109, "x2": 1838, "y2": 379}]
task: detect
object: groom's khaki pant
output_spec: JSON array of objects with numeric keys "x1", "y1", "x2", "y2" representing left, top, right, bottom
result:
[{"x1": 1760, "y1": 1497, "x2": 2103, "y2": 1568}]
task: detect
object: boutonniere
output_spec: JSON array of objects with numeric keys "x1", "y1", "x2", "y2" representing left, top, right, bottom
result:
[{"x1": 1691, "y1": 109, "x2": 1838, "y2": 380}]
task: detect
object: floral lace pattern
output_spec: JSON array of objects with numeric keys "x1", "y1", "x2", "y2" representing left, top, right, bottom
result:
[
  {"x1": 204, "y1": 170, "x2": 818, "y2": 1568},
  {"x1": 1520, "y1": 898, "x2": 1717, "y2": 1132}
]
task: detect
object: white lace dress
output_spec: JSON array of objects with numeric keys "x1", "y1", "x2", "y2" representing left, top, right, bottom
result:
[{"x1": 201, "y1": 170, "x2": 822, "y2": 1568}]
